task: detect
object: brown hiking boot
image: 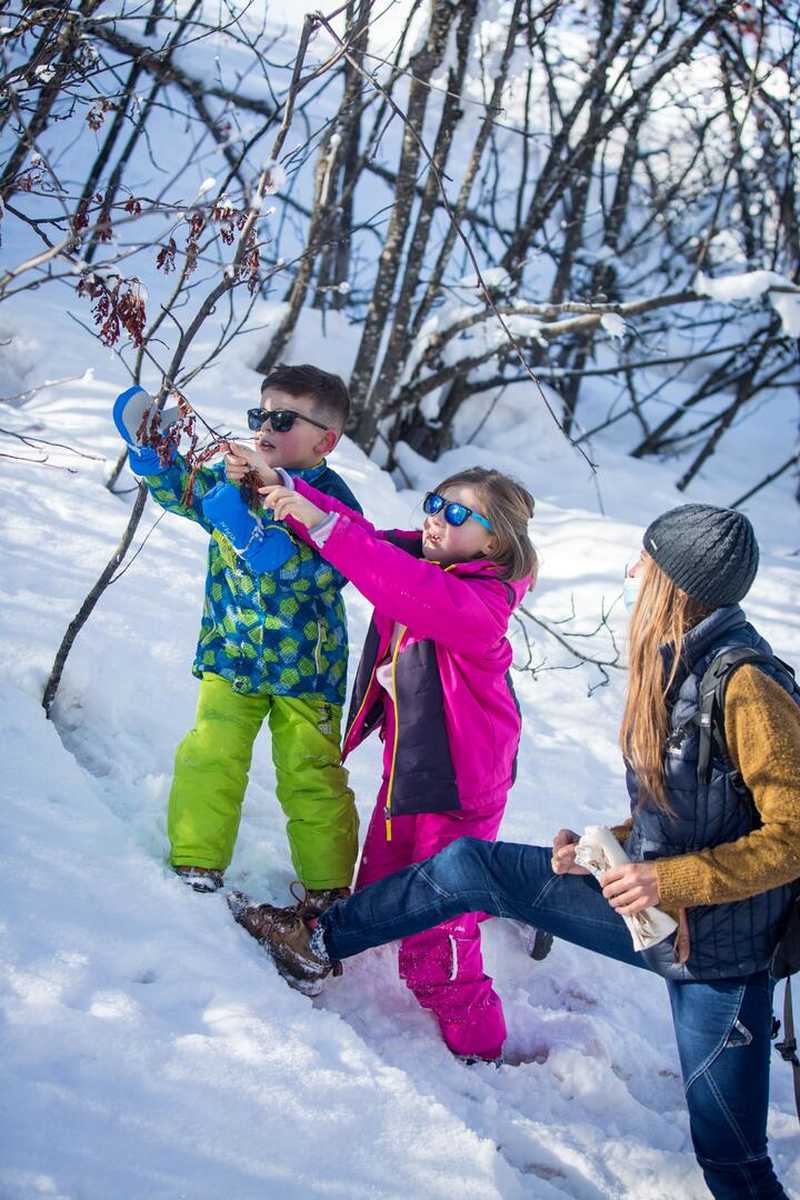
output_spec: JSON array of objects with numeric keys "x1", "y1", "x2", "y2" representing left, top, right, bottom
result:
[
  {"x1": 174, "y1": 865, "x2": 224, "y2": 893},
  {"x1": 289, "y1": 881, "x2": 351, "y2": 919},
  {"x1": 227, "y1": 891, "x2": 334, "y2": 995}
]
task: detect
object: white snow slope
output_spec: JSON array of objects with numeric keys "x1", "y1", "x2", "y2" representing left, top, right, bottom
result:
[{"x1": 1, "y1": 297, "x2": 799, "y2": 1200}]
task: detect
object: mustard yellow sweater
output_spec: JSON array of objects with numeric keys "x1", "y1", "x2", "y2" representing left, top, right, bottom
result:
[{"x1": 613, "y1": 665, "x2": 800, "y2": 909}]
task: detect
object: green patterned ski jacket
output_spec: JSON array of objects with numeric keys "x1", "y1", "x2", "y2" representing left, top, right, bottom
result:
[{"x1": 142, "y1": 456, "x2": 362, "y2": 704}]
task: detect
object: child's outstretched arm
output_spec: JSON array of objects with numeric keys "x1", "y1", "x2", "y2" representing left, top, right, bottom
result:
[
  {"x1": 262, "y1": 485, "x2": 512, "y2": 655},
  {"x1": 113, "y1": 386, "x2": 222, "y2": 529},
  {"x1": 140, "y1": 457, "x2": 226, "y2": 531},
  {"x1": 276, "y1": 473, "x2": 382, "y2": 535}
]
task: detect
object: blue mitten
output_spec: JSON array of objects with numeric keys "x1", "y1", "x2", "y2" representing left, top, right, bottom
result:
[
  {"x1": 113, "y1": 385, "x2": 181, "y2": 476},
  {"x1": 127, "y1": 443, "x2": 167, "y2": 476},
  {"x1": 201, "y1": 482, "x2": 296, "y2": 573}
]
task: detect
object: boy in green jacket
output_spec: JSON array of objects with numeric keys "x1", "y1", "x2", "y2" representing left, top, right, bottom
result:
[{"x1": 113, "y1": 364, "x2": 361, "y2": 912}]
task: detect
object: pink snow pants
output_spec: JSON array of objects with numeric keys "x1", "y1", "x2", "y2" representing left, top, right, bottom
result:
[{"x1": 356, "y1": 779, "x2": 508, "y2": 1061}]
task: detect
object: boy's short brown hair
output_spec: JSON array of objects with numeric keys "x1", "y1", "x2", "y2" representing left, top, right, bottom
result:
[{"x1": 261, "y1": 363, "x2": 350, "y2": 432}]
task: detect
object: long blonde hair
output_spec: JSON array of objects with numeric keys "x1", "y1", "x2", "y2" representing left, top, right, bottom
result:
[
  {"x1": 619, "y1": 557, "x2": 709, "y2": 810},
  {"x1": 434, "y1": 466, "x2": 538, "y2": 585}
]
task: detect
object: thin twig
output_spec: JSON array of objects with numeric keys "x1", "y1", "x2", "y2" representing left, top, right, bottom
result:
[
  {"x1": 730, "y1": 453, "x2": 799, "y2": 508},
  {"x1": 109, "y1": 510, "x2": 168, "y2": 582},
  {"x1": 0, "y1": 427, "x2": 105, "y2": 460},
  {"x1": 0, "y1": 450, "x2": 79, "y2": 472}
]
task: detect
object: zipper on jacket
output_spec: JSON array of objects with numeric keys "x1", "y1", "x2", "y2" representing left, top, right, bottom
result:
[
  {"x1": 344, "y1": 659, "x2": 380, "y2": 747},
  {"x1": 314, "y1": 618, "x2": 326, "y2": 673},
  {"x1": 384, "y1": 625, "x2": 408, "y2": 842}
]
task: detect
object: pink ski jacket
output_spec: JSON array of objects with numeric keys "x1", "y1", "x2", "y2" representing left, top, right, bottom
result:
[{"x1": 284, "y1": 478, "x2": 530, "y2": 828}]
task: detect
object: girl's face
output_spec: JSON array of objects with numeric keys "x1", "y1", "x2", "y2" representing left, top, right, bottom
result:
[{"x1": 421, "y1": 484, "x2": 496, "y2": 567}]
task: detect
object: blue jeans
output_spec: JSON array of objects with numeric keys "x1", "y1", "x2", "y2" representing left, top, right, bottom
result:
[{"x1": 319, "y1": 838, "x2": 787, "y2": 1200}]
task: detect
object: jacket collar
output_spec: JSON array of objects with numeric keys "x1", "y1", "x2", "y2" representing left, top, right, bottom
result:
[
  {"x1": 681, "y1": 605, "x2": 747, "y2": 671},
  {"x1": 287, "y1": 459, "x2": 328, "y2": 484},
  {"x1": 445, "y1": 557, "x2": 529, "y2": 609},
  {"x1": 659, "y1": 604, "x2": 747, "y2": 693}
]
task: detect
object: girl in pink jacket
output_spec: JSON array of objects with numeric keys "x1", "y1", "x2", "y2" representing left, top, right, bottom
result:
[{"x1": 255, "y1": 466, "x2": 537, "y2": 1061}]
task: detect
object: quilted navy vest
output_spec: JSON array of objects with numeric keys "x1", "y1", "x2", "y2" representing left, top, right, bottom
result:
[{"x1": 624, "y1": 605, "x2": 799, "y2": 979}]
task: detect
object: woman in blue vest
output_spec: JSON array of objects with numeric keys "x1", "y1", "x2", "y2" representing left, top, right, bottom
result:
[{"x1": 231, "y1": 504, "x2": 800, "y2": 1199}]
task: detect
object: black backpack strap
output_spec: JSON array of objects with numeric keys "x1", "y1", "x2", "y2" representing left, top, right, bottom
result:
[
  {"x1": 772, "y1": 655, "x2": 797, "y2": 684},
  {"x1": 774, "y1": 978, "x2": 800, "y2": 1125},
  {"x1": 696, "y1": 649, "x2": 780, "y2": 786}
]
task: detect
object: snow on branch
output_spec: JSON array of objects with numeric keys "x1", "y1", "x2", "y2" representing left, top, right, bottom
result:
[{"x1": 695, "y1": 271, "x2": 800, "y2": 338}]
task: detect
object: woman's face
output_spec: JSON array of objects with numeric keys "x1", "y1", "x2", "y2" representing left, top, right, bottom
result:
[
  {"x1": 623, "y1": 549, "x2": 651, "y2": 612},
  {"x1": 628, "y1": 548, "x2": 657, "y2": 578},
  {"x1": 421, "y1": 484, "x2": 496, "y2": 567}
]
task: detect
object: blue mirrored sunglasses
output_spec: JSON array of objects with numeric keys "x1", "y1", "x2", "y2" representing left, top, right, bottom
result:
[{"x1": 423, "y1": 491, "x2": 492, "y2": 530}]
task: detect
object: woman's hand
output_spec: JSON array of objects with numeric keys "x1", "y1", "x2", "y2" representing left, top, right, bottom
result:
[
  {"x1": 601, "y1": 862, "x2": 660, "y2": 916},
  {"x1": 551, "y1": 828, "x2": 591, "y2": 875},
  {"x1": 259, "y1": 483, "x2": 325, "y2": 529},
  {"x1": 224, "y1": 443, "x2": 279, "y2": 487}
]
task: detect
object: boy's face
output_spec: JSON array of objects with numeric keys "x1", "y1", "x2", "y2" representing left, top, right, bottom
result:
[{"x1": 253, "y1": 387, "x2": 337, "y2": 470}]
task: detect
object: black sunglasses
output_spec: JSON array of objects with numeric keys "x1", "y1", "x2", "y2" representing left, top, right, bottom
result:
[{"x1": 247, "y1": 407, "x2": 329, "y2": 434}]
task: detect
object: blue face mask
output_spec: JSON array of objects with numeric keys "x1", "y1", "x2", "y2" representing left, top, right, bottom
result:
[{"x1": 623, "y1": 575, "x2": 641, "y2": 613}]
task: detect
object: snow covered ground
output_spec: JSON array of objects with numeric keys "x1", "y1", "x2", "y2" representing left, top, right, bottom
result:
[{"x1": 1, "y1": 299, "x2": 799, "y2": 1199}]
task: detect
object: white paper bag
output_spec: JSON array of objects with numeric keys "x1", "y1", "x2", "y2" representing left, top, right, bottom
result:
[{"x1": 574, "y1": 825, "x2": 677, "y2": 952}]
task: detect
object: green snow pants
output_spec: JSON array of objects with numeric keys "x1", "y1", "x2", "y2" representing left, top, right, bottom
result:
[{"x1": 168, "y1": 673, "x2": 358, "y2": 889}]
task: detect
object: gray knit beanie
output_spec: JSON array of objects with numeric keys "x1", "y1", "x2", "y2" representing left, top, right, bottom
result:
[{"x1": 642, "y1": 504, "x2": 759, "y2": 608}]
